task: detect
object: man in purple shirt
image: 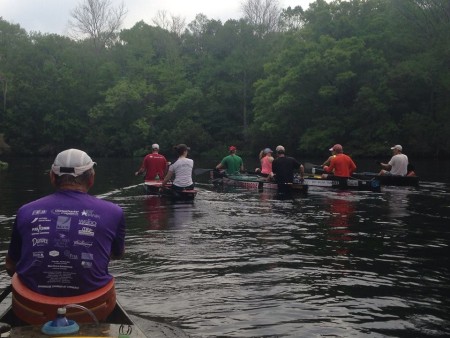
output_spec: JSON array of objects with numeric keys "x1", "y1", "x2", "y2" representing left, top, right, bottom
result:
[{"x1": 5, "y1": 148, "x2": 126, "y2": 297}]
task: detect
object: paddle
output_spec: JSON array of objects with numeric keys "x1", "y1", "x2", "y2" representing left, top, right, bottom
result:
[
  {"x1": 0, "y1": 285, "x2": 12, "y2": 304},
  {"x1": 193, "y1": 168, "x2": 213, "y2": 176}
]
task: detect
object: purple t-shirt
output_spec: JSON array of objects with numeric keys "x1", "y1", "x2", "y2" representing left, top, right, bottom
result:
[{"x1": 8, "y1": 190, "x2": 126, "y2": 296}]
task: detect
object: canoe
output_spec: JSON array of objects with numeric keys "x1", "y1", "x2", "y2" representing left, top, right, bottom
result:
[
  {"x1": 144, "y1": 179, "x2": 167, "y2": 195},
  {"x1": 0, "y1": 297, "x2": 189, "y2": 337},
  {"x1": 302, "y1": 176, "x2": 381, "y2": 192},
  {"x1": 309, "y1": 167, "x2": 419, "y2": 187},
  {"x1": 211, "y1": 172, "x2": 308, "y2": 194},
  {"x1": 0, "y1": 300, "x2": 147, "y2": 337},
  {"x1": 144, "y1": 180, "x2": 197, "y2": 200},
  {"x1": 351, "y1": 172, "x2": 419, "y2": 187}
]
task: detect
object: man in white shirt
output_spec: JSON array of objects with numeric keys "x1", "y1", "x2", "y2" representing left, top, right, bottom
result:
[{"x1": 379, "y1": 145, "x2": 408, "y2": 176}]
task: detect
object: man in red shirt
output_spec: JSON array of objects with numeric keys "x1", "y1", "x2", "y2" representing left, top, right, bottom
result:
[
  {"x1": 322, "y1": 144, "x2": 356, "y2": 178},
  {"x1": 135, "y1": 144, "x2": 169, "y2": 181}
]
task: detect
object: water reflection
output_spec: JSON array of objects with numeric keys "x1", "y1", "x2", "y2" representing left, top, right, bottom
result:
[
  {"x1": 326, "y1": 192, "x2": 356, "y2": 256},
  {"x1": 169, "y1": 201, "x2": 194, "y2": 229},
  {"x1": 144, "y1": 196, "x2": 194, "y2": 230},
  {"x1": 144, "y1": 196, "x2": 168, "y2": 230},
  {"x1": 385, "y1": 187, "x2": 412, "y2": 218}
]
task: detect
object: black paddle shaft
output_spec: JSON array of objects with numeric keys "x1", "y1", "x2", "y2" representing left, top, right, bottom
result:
[{"x1": 0, "y1": 285, "x2": 12, "y2": 304}]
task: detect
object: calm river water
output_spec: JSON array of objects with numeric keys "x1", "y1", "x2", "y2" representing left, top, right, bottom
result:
[{"x1": 0, "y1": 157, "x2": 449, "y2": 337}]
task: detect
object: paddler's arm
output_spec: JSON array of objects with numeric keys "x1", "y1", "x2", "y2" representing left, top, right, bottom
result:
[
  {"x1": 379, "y1": 162, "x2": 392, "y2": 171},
  {"x1": 299, "y1": 164, "x2": 305, "y2": 178},
  {"x1": 110, "y1": 251, "x2": 125, "y2": 260},
  {"x1": 5, "y1": 255, "x2": 16, "y2": 277},
  {"x1": 135, "y1": 167, "x2": 145, "y2": 176},
  {"x1": 161, "y1": 171, "x2": 174, "y2": 187}
]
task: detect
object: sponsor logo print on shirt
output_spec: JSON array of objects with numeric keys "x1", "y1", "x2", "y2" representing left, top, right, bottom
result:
[
  {"x1": 64, "y1": 250, "x2": 78, "y2": 260},
  {"x1": 32, "y1": 238, "x2": 48, "y2": 247},
  {"x1": 32, "y1": 224, "x2": 50, "y2": 235},
  {"x1": 73, "y1": 240, "x2": 93, "y2": 248},
  {"x1": 31, "y1": 217, "x2": 52, "y2": 223},
  {"x1": 81, "y1": 261, "x2": 93, "y2": 268},
  {"x1": 78, "y1": 227, "x2": 95, "y2": 237},
  {"x1": 81, "y1": 210, "x2": 100, "y2": 219},
  {"x1": 56, "y1": 216, "x2": 71, "y2": 231},
  {"x1": 49, "y1": 250, "x2": 60, "y2": 257},
  {"x1": 81, "y1": 252, "x2": 94, "y2": 260},
  {"x1": 54, "y1": 233, "x2": 70, "y2": 248},
  {"x1": 32, "y1": 210, "x2": 47, "y2": 215},
  {"x1": 33, "y1": 251, "x2": 44, "y2": 258},
  {"x1": 54, "y1": 239, "x2": 70, "y2": 248},
  {"x1": 78, "y1": 219, "x2": 97, "y2": 227},
  {"x1": 52, "y1": 209, "x2": 79, "y2": 216}
]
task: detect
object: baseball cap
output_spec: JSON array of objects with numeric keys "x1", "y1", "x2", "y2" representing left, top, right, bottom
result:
[
  {"x1": 51, "y1": 149, "x2": 96, "y2": 177},
  {"x1": 329, "y1": 144, "x2": 343, "y2": 153},
  {"x1": 275, "y1": 145, "x2": 285, "y2": 152},
  {"x1": 229, "y1": 146, "x2": 237, "y2": 151},
  {"x1": 390, "y1": 145, "x2": 402, "y2": 151},
  {"x1": 263, "y1": 148, "x2": 273, "y2": 154},
  {"x1": 151, "y1": 143, "x2": 159, "y2": 149}
]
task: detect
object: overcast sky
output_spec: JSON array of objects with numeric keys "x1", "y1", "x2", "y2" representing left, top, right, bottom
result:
[{"x1": 0, "y1": 0, "x2": 315, "y2": 35}]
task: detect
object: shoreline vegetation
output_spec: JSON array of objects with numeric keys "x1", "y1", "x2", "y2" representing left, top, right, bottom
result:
[{"x1": 0, "y1": 0, "x2": 449, "y2": 159}]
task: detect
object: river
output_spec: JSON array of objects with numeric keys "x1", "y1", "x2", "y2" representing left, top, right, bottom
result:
[{"x1": 0, "y1": 156, "x2": 449, "y2": 337}]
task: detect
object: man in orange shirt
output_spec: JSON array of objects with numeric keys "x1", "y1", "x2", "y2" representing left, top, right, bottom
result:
[{"x1": 322, "y1": 144, "x2": 356, "y2": 178}]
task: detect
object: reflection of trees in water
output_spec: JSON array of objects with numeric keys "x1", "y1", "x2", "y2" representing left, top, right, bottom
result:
[{"x1": 326, "y1": 193, "x2": 356, "y2": 256}]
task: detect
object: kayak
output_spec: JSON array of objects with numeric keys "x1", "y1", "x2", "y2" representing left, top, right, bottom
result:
[
  {"x1": 144, "y1": 180, "x2": 197, "y2": 200},
  {"x1": 211, "y1": 172, "x2": 308, "y2": 194},
  {"x1": 351, "y1": 172, "x2": 419, "y2": 187},
  {"x1": 302, "y1": 175, "x2": 381, "y2": 192}
]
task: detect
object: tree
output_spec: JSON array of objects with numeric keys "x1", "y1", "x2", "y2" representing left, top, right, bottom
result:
[
  {"x1": 152, "y1": 10, "x2": 186, "y2": 37},
  {"x1": 279, "y1": 6, "x2": 305, "y2": 32},
  {"x1": 69, "y1": 0, "x2": 127, "y2": 50},
  {"x1": 241, "y1": 0, "x2": 281, "y2": 36}
]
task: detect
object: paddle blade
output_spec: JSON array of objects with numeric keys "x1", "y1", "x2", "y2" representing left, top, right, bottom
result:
[{"x1": 194, "y1": 168, "x2": 213, "y2": 176}]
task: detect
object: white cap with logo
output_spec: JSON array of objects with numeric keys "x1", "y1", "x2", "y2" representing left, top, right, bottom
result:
[{"x1": 51, "y1": 149, "x2": 96, "y2": 177}]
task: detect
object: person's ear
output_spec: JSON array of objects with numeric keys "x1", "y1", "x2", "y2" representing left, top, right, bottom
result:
[
  {"x1": 49, "y1": 171, "x2": 57, "y2": 187},
  {"x1": 88, "y1": 171, "x2": 95, "y2": 189}
]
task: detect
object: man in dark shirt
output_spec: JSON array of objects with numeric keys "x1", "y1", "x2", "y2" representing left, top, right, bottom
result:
[{"x1": 271, "y1": 145, "x2": 304, "y2": 193}]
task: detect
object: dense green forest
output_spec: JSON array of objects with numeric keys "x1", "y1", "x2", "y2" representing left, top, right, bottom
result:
[{"x1": 0, "y1": 0, "x2": 449, "y2": 159}]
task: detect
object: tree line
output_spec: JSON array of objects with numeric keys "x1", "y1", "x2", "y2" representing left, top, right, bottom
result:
[{"x1": 0, "y1": 0, "x2": 449, "y2": 159}]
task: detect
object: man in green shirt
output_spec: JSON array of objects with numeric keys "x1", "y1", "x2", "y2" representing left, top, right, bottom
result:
[{"x1": 216, "y1": 146, "x2": 244, "y2": 175}]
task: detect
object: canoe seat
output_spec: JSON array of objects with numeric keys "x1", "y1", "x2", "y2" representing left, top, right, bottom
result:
[{"x1": 11, "y1": 274, "x2": 116, "y2": 325}]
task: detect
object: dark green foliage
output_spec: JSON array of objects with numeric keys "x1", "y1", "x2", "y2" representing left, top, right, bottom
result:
[{"x1": 0, "y1": 0, "x2": 449, "y2": 158}]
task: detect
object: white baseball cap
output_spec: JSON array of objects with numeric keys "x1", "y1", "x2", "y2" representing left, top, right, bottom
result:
[
  {"x1": 152, "y1": 143, "x2": 159, "y2": 149},
  {"x1": 390, "y1": 145, "x2": 402, "y2": 151},
  {"x1": 51, "y1": 149, "x2": 96, "y2": 177}
]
